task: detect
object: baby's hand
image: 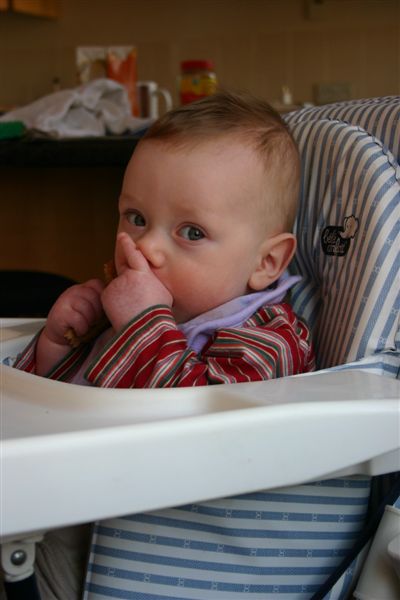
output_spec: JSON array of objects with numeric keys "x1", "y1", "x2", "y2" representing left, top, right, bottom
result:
[
  {"x1": 102, "y1": 232, "x2": 173, "y2": 331},
  {"x1": 43, "y1": 279, "x2": 105, "y2": 347},
  {"x1": 36, "y1": 279, "x2": 105, "y2": 375}
]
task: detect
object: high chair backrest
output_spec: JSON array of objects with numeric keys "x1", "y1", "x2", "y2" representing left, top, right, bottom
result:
[
  {"x1": 285, "y1": 97, "x2": 400, "y2": 373},
  {"x1": 286, "y1": 96, "x2": 400, "y2": 162}
]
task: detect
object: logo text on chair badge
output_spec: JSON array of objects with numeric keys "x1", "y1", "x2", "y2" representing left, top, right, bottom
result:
[{"x1": 321, "y1": 215, "x2": 359, "y2": 256}]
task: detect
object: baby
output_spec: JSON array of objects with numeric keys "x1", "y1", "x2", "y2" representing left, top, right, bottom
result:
[{"x1": 15, "y1": 90, "x2": 314, "y2": 386}]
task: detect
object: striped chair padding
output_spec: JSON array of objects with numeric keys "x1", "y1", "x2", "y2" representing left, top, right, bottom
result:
[
  {"x1": 289, "y1": 118, "x2": 400, "y2": 375},
  {"x1": 84, "y1": 106, "x2": 399, "y2": 599},
  {"x1": 286, "y1": 98, "x2": 400, "y2": 379},
  {"x1": 285, "y1": 96, "x2": 400, "y2": 163},
  {"x1": 84, "y1": 477, "x2": 371, "y2": 600}
]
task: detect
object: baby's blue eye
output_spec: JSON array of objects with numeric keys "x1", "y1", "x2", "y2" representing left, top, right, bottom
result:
[
  {"x1": 179, "y1": 225, "x2": 205, "y2": 241},
  {"x1": 127, "y1": 211, "x2": 146, "y2": 227}
]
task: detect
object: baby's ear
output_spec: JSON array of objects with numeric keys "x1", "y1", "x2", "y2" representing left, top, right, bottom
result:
[{"x1": 248, "y1": 233, "x2": 297, "y2": 291}]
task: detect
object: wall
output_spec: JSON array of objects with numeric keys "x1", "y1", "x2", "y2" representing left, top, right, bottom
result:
[{"x1": 0, "y1": 0, "x2": 399, "y2": 110}]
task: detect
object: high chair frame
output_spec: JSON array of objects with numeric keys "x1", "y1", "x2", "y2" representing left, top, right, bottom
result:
[{"x1": 1, "y1": 96, "x2": 399, "y2": 599}]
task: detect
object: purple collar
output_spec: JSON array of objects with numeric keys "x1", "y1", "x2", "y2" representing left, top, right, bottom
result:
[{"x1": 178, "y1": 272, "x2": 300, "y2": 353}]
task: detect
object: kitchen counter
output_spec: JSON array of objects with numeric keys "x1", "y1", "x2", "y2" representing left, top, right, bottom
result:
[{"x1": 0, "y1": 134, "x2": 142, "y2": 167}]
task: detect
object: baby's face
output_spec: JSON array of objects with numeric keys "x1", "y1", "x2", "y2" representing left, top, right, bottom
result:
[{"x1": 117, "y1": 137, "x2": 270, "y2": 323}]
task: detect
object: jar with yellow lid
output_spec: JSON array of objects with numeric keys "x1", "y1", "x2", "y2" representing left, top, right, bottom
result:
[{"x1": 179, "y1": 60, "x2": 218, "y2": 105}]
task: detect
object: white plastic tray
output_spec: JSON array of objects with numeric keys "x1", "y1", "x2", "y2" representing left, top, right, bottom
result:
[{"x1": 1, "y1": 319, "x2": 399, "y2": 542}]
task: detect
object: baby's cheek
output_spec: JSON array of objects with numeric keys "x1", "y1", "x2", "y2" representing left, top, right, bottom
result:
[{"x1": 175, "y1": 287, "x2": 218, "y2": 322}]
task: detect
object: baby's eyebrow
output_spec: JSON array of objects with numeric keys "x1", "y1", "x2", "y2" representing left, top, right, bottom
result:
[{"x1": 119, "y1": 193, "x2": 139, "y2": 206}]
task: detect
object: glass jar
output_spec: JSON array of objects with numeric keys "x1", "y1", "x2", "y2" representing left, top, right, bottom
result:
[{"x1": 179, "y1": 60, "x2": 217, "y2": 105}]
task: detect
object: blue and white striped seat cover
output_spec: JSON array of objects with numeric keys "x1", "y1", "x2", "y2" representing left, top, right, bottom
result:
[
  {"x1": 83, "y1": 109, "x2": 399, "y2": 600},
  {"x1": 285, "y1": 96, "x2": 400, "y2": 163},
  {"x1": 286, "y1": 97, "x2": 400, "y2": 379},
  {"x1": 84, "y1": 479, "x2": 371, "y2": 600},
  {"x1": 289, "y1": 118, "x2": 400, "y2": 376}
]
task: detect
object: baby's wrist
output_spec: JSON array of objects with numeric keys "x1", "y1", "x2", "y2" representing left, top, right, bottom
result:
[
  {"x1": 108, "y1": 303, "x2": 171, "y2": 334},
  {"x1": 36, "y1": 329, "x2": 71, "y2": 376}
]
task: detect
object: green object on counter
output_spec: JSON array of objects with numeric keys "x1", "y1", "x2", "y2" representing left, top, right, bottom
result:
[{"x1": 0, "y1": 121, "x2": 26, "y2": 140}]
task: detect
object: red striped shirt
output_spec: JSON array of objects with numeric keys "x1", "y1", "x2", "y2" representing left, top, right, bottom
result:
[{"x1": 14, "y1": 303, "x2": 315, "y2": 387}]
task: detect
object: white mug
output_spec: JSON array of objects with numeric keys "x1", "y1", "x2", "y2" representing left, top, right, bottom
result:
[{"x1": 137, "y1": 81, "x2": 172, "y2": 119}]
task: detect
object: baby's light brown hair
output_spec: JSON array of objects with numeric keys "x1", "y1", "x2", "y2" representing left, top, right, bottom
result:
[{"x1": 142, "y1": 89, "x2": 300, "y2": 233}]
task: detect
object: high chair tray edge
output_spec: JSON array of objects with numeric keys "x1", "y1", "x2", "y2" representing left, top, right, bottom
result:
[{"x1": 1, "y1": 318, "x2": 399, "y2": 542}]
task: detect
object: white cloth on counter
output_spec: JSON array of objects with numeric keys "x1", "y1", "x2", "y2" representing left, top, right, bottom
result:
[{"x1": 0, "y1": 78, "x2": 153, "y2": 138}]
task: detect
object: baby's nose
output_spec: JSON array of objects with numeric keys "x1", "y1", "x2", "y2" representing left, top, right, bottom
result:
[{"x1": 136, "y1": 232, "x2": 166, "y2": 268}]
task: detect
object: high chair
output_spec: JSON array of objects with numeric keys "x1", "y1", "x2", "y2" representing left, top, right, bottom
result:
[{"x1": 1, "y1": 96, "x2": 399, "y2": 600}]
